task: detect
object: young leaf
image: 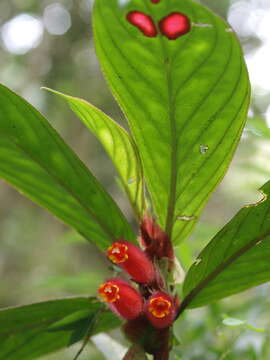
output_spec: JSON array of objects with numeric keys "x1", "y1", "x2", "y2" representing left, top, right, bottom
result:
[
  {"x1": 222, "y1": 317, "x2": 264, "y2": 333},
  {"x1": 43, "y1": 87, "x2": 145, "y2": 219},
  {"x1": 0, "y1": 84, "x2": 135, "y2": 250},
  {"x1": 180, "y1": 181, "x2": 270, "y2": 310},
  {"x1": 0, "y1": 297, "x2": 120, "y2": 360},
  {"x1": 222, "y1": 317, "x2": 245, "y2": 328},
  {"x1": 93, "y1": 0, "x2": 250, "y2": 243}
]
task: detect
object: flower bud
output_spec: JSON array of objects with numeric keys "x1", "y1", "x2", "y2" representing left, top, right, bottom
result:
[
  {"x1": 140, "y1": 216, "x2": 174, "y2": 265},
  {"x1": 145, "y1": 291, "x2": 176, "y2": 329},
  {"x1": 107, "y1": 240, "x2": 155, "y2": 284},
  {"x1": 98, "y1": 278, "x2": 143, "y2": 320}
]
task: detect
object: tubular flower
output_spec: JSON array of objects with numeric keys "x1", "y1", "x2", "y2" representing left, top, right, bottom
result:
[
  {"x1": 107, "y1": 240, "x2": 155, "y2": 284},
  {"x1": 146, "y1": 292, "x2": 176, "y2": 329},
  {"x1": 98, "y1": 278, "x2": 143, "y2": 320}
]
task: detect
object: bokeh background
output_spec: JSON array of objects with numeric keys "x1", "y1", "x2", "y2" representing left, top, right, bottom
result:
[{"x1": 0, "y1": 0, "x2": 270, "y2": 359}]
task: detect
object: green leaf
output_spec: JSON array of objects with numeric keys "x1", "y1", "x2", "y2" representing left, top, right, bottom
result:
[
  {"x1": 47, "y1": 309, "x2": 96, "y2": 331},
  {"x1": 181, "y1": 181, "x2": 270, "y2": 310},
  {"x1": 0, "y1": 84, "x2": 135, "y2": 250},
  {"x1": 247, "y1": 116, "x2": 270, "y2": 139},
  {"x1": 43, "y1": 87, "x2": 145, "y2": 219},
  {"x1": 0, "y1": 297, "x2": 121, "y2": 360},
  {"x1": 93, "y1": 0, "x2": 250, "y2": 243},
  {"x1": 222, "y1": 317, "x2": 265, "y2": 333},
  {"x1": 222, "y1": 317, "x2": 245, "y2": 328}
]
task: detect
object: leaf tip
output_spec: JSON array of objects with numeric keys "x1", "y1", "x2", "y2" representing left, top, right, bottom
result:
[
  {"x1": 41, "y1": 86, "x2": 62, "y2": 97},
  {"x1": 244, "y1": 189, "x2": 268, "y2": 208}
]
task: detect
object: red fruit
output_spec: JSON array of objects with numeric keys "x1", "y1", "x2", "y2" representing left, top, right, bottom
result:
[
  {"x1": 98, "y1": 279, "x2": 143, "y2": 320},
  {"x1": 159, "y1": 12, "x2": 191, "y2": 40},
  {"x1": 126, "y1": 11, "x2": 157, "y2": 38},
  {"x1": 146, "y1": 292, "x2": 176, "y2": 328},
  {"x1": 107, "y1": 240, "x2": 155, "y2": 284}
]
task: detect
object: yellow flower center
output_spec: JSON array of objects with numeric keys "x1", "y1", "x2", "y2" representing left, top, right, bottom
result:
[
  {"x1": 98, "y1": 282, "x2": 120, "y2": 303},
  {"x1": 107, "y1": 243, "x2": 129, "y2": 264},
  {"x1": 148, "y1": 296, "x2": 171, "y2": 318}
]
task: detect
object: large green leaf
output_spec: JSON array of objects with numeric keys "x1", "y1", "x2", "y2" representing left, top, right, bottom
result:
[
  {"x1": 43, "y1": 88, "x2": 145, "y2": 219},
  {"x1": 0, "y1": 297, "x2": 121, "y2": 360},
  {"x1": 93, "y1": 0, "x2": 250, "y2": 243},
  {"x1": 181, "y1": 181, "x2": 270, "y2": 310},
  {"x1": 0, "y1": 84, "x2": 135, "y2": 250}
]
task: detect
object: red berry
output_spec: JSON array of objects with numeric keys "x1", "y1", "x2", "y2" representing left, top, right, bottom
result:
[
  {"x1": 146, "y1": 291, "x2": 176, "y2": 328},
  {"x1": 159, "y1": 12, "x2": 191, "y2": 40},
  {"x1": 107, "y1": 240, "x2": 155, "y2": 284},
  {"x1": 98, "y1": 279, "x2": 143, "y2": 320},
  {"x1": 126, "y1": 11, "x2": 157, "y2": 38}
]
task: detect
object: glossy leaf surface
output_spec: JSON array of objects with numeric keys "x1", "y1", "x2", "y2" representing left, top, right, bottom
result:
[
  {"x1": 0, "y1": 84, "x2": 135, "y2": 250},
  {"x1": 43, "y1": 88, "x2": 145, "y2": 219},
  {"x1": 181, "y1": 181, "x2": 270, "y2": 309},
  {"x1": 0, "y1": 297, "x2": 120, "y2": 360},
  {"x1": 93, "y1": 0, "x2": 250, "y2": 243}
]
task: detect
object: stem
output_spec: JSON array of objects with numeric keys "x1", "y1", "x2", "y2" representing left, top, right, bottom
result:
[
  {"x1": 154, "y1": 347, "x2": 169, "y2": 360},
  {"x1": 72, "y1": 305, "x2": 105, "y2": 360},
  {"x1": 153, "y1": 327, "x2": 171, "y2": 360}
]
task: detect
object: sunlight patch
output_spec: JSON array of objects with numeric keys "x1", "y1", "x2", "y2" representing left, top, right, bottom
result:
[{"x1": 1, "y1": 14, "x2": 44, "y2": 54}]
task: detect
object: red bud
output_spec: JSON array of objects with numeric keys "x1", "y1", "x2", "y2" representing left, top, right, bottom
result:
[
  {"x1": 98, "y1": 278, "x2": 143, "y2": 320},
  {"x1": 140, "y1": 216, "x2": 174, "y2": 265},
  {"x1": 145, "y1": 291, "x2": 176, "y2": 329},
  {"x1": 107, "y1": 240, "x2": 155, "y2": 284}
]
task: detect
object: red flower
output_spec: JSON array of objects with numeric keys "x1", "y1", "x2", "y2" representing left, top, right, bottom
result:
[
  {"x1": 98, "y1": 278, "x2": 143, "y2": 320},
  {"x1": 146, "y1": 291, "x2": 176, "y2": 328},
  {"x1": 107, "y1": 240, "x2": 155, "y2": 284}
]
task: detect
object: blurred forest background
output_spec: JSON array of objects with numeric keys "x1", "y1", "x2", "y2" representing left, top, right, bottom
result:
[{"x1": 1, "y1": 0, "x2": 270, "y2": 359}]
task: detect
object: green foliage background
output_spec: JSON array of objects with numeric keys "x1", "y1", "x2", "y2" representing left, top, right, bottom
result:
[{"x1": 0, "y1": 0, "x2": 270, "y2": 359}]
